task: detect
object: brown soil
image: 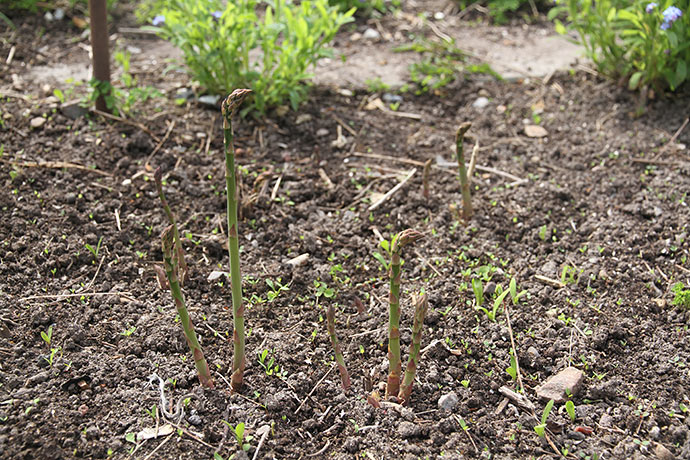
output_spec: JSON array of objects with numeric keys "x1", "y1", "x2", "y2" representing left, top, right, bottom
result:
[{"x1": 1, "y1": 2, "x2": 690, "y2": 460}]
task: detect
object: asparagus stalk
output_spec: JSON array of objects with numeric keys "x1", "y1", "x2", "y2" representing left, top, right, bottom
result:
[
  {"x1": 398, "y1": 293, "x2": 428, "y2": 404},
  {"x1": 455, "y1": 122, "x2": 473, "y2": 220},
  {"x1": 161, "y1": 225, "x2": 213, "y2": 388},
  {"x1": 386, "y1": 229, "x2": 424, "y2": 399},
  {"x1": 326, "y1": 305, "x2": 351, "y2": 392},
  {"x1": 222, "y1": 89, "x2": 252, "y2": 392},
  {"x1": 154, "y1": 167, "x2": 188, "y2": 284}
]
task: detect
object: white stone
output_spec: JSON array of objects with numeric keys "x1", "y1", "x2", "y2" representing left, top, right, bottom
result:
[
  {"x1": 438, "y1": 391, "x2": 459, "y2": 411},
  {"x1": 362, "y1": 28, "x2": 380, "y2": 40},
  {"x1": 472, "y1": 97, "x2": 490, "y2": 109},
  {"x1": 30, "y1": 117, "x2": 46, "y2": 128}
]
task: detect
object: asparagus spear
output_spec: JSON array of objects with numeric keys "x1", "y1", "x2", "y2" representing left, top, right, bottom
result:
[
  {"x1": 386, "y1": 229, "x2": 424, "y2": 399},
  {"x1": 154, "y1": 167, "x2": 188, "y2": 284},
  {"x1": 398, "y1": 293, "x2": 428, "y2": 404},
  {"x1": 161, "y1": 225, "x2": 213, "y2": 388},
  {"x1": 221, "y1": 89, "x2": 252, "y2": 392},
  {"x1": 326, "y1": 305, "x2": 351, "y2": 392},
  {"x1": 455, "y1": 122, "x2": 473, "y2": 220}
]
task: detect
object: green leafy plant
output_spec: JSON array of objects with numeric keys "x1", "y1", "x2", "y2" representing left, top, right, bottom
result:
[
  {"x1": 395, "y1": 37, "x2": 500, "y2": 94},
  {"x1": 505, "y1": 351, "x2": 518, "y2": 381},
  {"x1": 551, "y1": 0, "x2": 689, "y2": 99},
  {"x1": 565, "y1": 399, "x2": 576, "y2": 422},
  {"x1": 672, "y1": 282, "x2": 690, "y2": 308},
  {"x1": 534, "y1": 399, "x2": 554, "y2": 437},
  {"x1": 265, "y1": 277, "x2": 289, "y2": 302},
  {"x1": 509, "y1": 277, "x2": 528, "y2": 305},
  {"x1": 382, "y1": 229, "x2": 424, "y2": 399},
  {"x1": 149, "y1": 0, "x2": 354, "y2": 115},
  {"x1": 329, "y1": 0, "x2": 398, "y2": 15},
  {"x1": 398, "y1": 293, "x2": 429, "y2": 403},
  {"x1": 326, "y1": 305, "x2": 351, "y2": 392},
  {"x1": 161, "y1": 225, "x2": 214, "y2": 388},
  {"x1": 472, "y1": 278, "x2": 484, "y2": 308},
  {"x1": 475, "y1": 285, "x2": 510, "y2": 322},
  {"x1": 222, "y1": 90, "x2": 251, "y2": 391},
  {"x1": 257, "y1": 349, "x2": 284, "y2": 377},
  {"x1": 561, "y1": 264, "x2": 582, "y2": 285}
]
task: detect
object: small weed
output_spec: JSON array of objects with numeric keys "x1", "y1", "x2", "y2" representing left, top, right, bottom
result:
[
  {"x1": 84, "y1": 236, "x2": 103, "y2": 261},
  {"x1": 40, "y1": 325, "x2": 53, "y2": 345},
  {"x1": 565, "y1": 400, "x2": 576, "y2": 422},
  {"x1": 534, "y1": 399, "x2": 554, "y2": 438},
  {"x1": 671, "y1": 282, "x2": 690, "y2": 308}
]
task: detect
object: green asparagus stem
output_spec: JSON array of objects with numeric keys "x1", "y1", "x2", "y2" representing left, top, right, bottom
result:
[
  {"x1": 386, "y1": 229, "x2": 424, "y2": 399},
  {"x1": 161, "y1": 225, "x2": 213, "y2": 388},
  {"x1": 455, "y1": 122, "x2": 473, "y2": 220},
  {"x1": 154, "y1": 167, "x2": 188, "y2": 284},
  {"x1": 222, "y1": 89, "x2": 252, "y2": 392},
  {"x1": 326, "y1": 305, "x2": 351, "y2": 392},
  {"x1": 398, "y1": 293, "x2": 428, "y2": 404}
]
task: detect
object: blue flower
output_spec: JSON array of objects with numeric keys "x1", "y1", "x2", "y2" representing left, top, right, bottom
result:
[
  {"x1": 663, "y1": 5, "x2": 683, "y2": 22},
  {"x1": 152, "y1": 15, "x2": 165, "y2": 26},
  {"x1": 646, "y1": 2, "x2": 657, "y2": 13},
  {"x1": 212, "y1": 11, "x2": 222, "y2": 19}
]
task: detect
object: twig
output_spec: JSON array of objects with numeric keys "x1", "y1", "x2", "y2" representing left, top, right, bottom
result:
[
  {"x1": 534, "y1": 274, "x2": 565, "y2": 289},
  {"x1": 504, "y1": 304, "x2": 524, "y2": 394},
  {"x1": 368, "y1": 168, "x2": 416, "y2": 211},
  {"x1": 78, "y1": 255, "x2": 105, "y2": 293},
  {"x1": 295, "y1": 365, "x2": 334, "y2": 414},
  {"x1": 659, "y1": 117, "x2": 689, "y2": 154},
  {"x1": 368, "y1": 98, "x2": 422, "y2": 120},
  {"x1": 92, "y1": 109, "x2": 161, "y2": 143},
  {"x1": 20, "y1": 291, "x2": 133, "y2": 301},
  {"x1": 454, "y1": 415, "x2": 478, "y2": 453},
  {"x1": 4, "y1": 160, "x2": 111, "y2": 176},
  {"x1": 251, "y1": 425, "x2": 271, "y2": 460},
  {"x1": 270, "y1": 174, "x2": 283, "y2": 201},
  {"x1": 318, "y1": 168, "x2": 335, "y2": 190},
  {"x1": 145, "y1": 120, "x2": 175, "y2": 170},
  {"x1": 142, "y1": 434, "x2": 173, "y2": 460},
  {"x1": 498, "y1": 386, "x2": 535, "y2": 412},
  {"x1": 114, "y1": 208, "x2": 122, "y2": 231},
  {"x1": 306, "y1": 440, "x2": 330, "y2": 457},
  {"x1": 330, "y1": 113, "x2": 358, "y2": 137}
]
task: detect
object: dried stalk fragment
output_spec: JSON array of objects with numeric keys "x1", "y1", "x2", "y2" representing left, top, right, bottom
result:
[
  {"x1": 326, "y1": 305, "x2": 351, "y2": 392},
  {"x1": 161, "y1": 226, "x2": 213, "y2": 388},
  {"x1": 455, "y1": 122, "x2": 473, "y2": 220}
]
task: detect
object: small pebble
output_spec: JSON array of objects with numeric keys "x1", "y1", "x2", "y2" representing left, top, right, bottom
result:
[
  {"x1": 438, "y1": 392, "x2": 459, "y2": 411},
  {"x1": 398, "y1": 421, "x2": 419, "y2": 439},
  {"x1": 30, "y1": 117, "x2": 46, "y2": 129},
  {"x1": 472, "y1": 97, "x2": 490, "y2": 109},
  {"x1": 362, "y1": 28, "x2": 380, "y2": 40}
]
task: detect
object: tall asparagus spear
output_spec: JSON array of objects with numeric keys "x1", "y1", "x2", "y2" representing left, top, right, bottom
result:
[
  {"x1": 398, "y1": 293, "x2": 428, "y2": 404},
  {"x1": 161, "y1": 225, "x2": 213, "y2": 388},
  {"x1": 326, "y1": 305, "x2": 351, "y2": 392},
  {"x1": 222, "y1": 89, "x2": 252, "y2": 392},
  {"x1": 386, "y1": 229, "x2": 424, "y2": 399},
  {"x1": 154, "y1": 167, "x2": 188, "y2": 284},
  {"x1": 455, "y1": 122, "x2": 473, "y2": 220}
]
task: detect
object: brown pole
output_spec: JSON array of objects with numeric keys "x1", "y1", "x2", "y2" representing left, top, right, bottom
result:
[{"x1": 88, "y1": 0, "x2": 111, "y2": 113}]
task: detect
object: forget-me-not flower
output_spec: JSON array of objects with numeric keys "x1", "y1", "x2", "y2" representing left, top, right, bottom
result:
[
  {"x1": 646, "y1": 2, "x2": 657, "y2": 13},
  {"x1": 661, "y1": 6, "x2": 683, "y2": 29},
  {"x1": 152, "y1": 15, "x2": 165, "y2": 26},
  {"x1": 212, "y1": 11, "x2": 222, "y2": 19}
]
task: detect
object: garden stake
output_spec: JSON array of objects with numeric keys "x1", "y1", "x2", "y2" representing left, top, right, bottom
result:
[
  {"x1": 386, "y1": 229, "x2": 424, "y2": 399},
  {"x1": 455, "y1": 122, "x2": 473, "y2": 220},
  {"x1": 398, "y1": 293, "x2": 428, "y2": 404},
  {"x1": 326, "y1": 305, "x2": 351, "y2": 392},
  {"x1": 154, "y1": 167, "x2": 188, "y2": 283},
  {"x1": 422, "y1": 158, "x2": 432, "y2": 199},
  {"x1": 161, "y1": 226, "x2": 213, "y2": 388},
  {"x1": 222, "y1": 88, "x2": 252, "y2": 392}
]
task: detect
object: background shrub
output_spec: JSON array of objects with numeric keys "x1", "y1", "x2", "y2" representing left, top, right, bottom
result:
[
  {"x1": 551, "y1": 0, "x2": 689, "y2": 93},
  {"x1": 149, "y1": 0, "x2": 354, "y2": 115}
]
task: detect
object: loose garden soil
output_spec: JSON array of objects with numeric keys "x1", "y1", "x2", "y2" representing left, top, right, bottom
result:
[{"x1": 1, "y1": 2, "x2": 690, "y2": 460}]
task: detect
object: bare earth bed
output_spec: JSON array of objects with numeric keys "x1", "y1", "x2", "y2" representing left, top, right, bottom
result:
[{"x1": 1, "y1": 3, "x2": 690, "y2": 460}]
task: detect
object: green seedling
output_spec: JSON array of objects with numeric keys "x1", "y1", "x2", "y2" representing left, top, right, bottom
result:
[
  {"x1": 265, "y1": 278, "x2": 289, "y2": 302},
  {"x1": 120, "y1": 325, "x2": 136, "y2": 337},
  {"x1": 326, "y1": 305, "x2": 351, "y2": 392},
  {"x1": 472, "y1": 278, "x2": 484, "y2": 308},
  {"x1": 455, "y1": 122, "x2": 473, "y2": 221},
  {"x1": 671, "y1": 282, "x2": 690, "y2": 308},
  {"x1": 44, "y1": 347, "x2": 61, "y2": 367},
  {"x1": 222, "y1": 89, "x2": 251, "y2": 392},
  {"x1": 561, "y1": 265, "x2": 581, "y2": 286},
  {"x1": 221, "y1": 421, "x2": 253, "y2": 452},
  {"x1": 565, "y1": 400, "x2": 576, "y2": 422},
  {"x1": 534, "y1": 399, "x2": 554, "y2": 438},
  {"x1": 509, "y1": 277, "x2": 528, "y2": 305},
  {"x1": 257, "y1": 349, "x2": 283, "y2": 377},
  {"x1": 538, "y1": 225, "x2": 548, "y2": 241},
  {"x1": 313, "y1": 280, "x2": 335, "y2": 302},
  {"x1": 475, "y1": 287, "x2": 510, "y2": 322},
  {"x1": 40, "y1": 325, "x2": 53, "y2": 345},
  {"x1": 383, "y1": 229, "x2": 424, "y2": 399},
  {"x1": 84, "y1": 236, "x2": 103, "y2": 261},
  {"x1": 398, "y1": 293, "x2": 428, "y2": 404},
  {"x1": 161, "y1": 226, "x2": 213, "y2": 388},
  {"x1": 154, "y1": 167, "x2": 188, "y2": 284}
]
